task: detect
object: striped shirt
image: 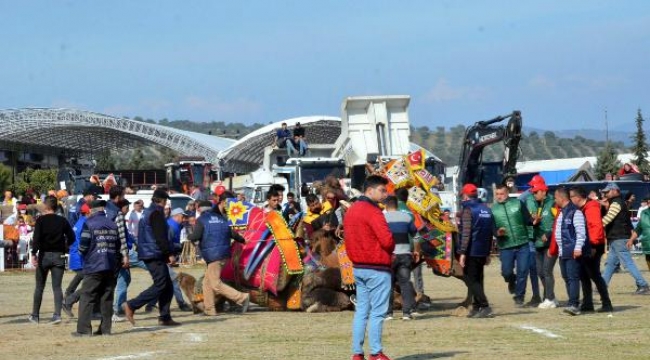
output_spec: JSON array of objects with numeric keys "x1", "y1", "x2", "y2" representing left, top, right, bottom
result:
[
  {"x1": 554, "y1": 208, "x2": 586, "y2": 258},
  {"x1": 385, "y1": 210, "x2": 417, "y2": 255}
]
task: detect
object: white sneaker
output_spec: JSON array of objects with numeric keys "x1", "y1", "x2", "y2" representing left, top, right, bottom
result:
[
  {"x1": 538, "y1": 299, "x2": 558, "y2": 309},
  {"x1": 384, "y1": 315, "x2": 394, "y2": 321},
  {"x1": 112, "y1": 314, "x2": 125, "y2": 322}
]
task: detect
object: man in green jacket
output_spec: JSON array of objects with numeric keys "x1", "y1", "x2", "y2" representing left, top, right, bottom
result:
[
  {"x1": 524, "y1": 180, "x2": 558, "y2": 309},
  {"x1": 492, "y1": 184, "x2": 535, "y2": 307}
]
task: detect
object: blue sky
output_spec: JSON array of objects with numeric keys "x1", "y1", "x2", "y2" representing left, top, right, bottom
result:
[{"x1": 1, "y1": 1, "x2": 649, "y2": 131}]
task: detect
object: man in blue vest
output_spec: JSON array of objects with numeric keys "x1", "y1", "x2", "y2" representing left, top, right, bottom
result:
[
  {"x1": 188, "y1": 198, "x2": 249, "y2": 316},
  {"x1": 458, "y1": 184, "x2": 495, "y2": 318},
  {"x1": 167, "y1": 208, "x2": 192, "y2": 311},
  {"x1": 62, "y1": 203, "x2": 90, "y2": 317},
  {"x1": 122, "y1": 189, "x2": 180, "y2": 326},
  {"x1": 552, "y1": 187, "x2": 590, "y2": 316},
  {"x1": 73, "y1": 200, "x2": 120, "y2": 336}
]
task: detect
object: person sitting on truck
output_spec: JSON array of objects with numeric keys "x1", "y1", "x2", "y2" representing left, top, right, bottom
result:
[
  {"x1": 292, "y1": 122, "x2": 308, "y2": 156},
  {"x1": 275, "y1": 122, "x2": 295, "y2": 156}
]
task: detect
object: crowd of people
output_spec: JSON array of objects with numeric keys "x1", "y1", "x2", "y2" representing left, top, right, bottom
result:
[{"x1": 6, "y1": 167, "x2": 650, "y2": 360}]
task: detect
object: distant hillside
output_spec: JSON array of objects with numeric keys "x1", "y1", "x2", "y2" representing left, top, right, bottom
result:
[
  {"x1": 525, "y1": 125, "x2": 637, "y2": 146},
  {"x1": 410, "y1": 125, "x2": 629, "y2": 166},
  {"x1": 97, "y1": 117, "x2": 635, "y2": 170}
]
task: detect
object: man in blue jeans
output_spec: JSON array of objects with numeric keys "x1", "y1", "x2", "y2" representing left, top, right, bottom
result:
[
  {"x1": 552, "y1": 187, "x2": 589, "y2": 316},
  {"x1": 600, "y1": 182, "x2": 650, "y2": 294},
  {"x1": 344, "y1": 175, "x2": 394, "y2": 360},
  {"x1": 492, "y1": 184, "x2": 536, "y2": 307}
]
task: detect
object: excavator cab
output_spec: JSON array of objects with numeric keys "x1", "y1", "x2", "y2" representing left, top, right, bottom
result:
[{"x1": 457, "y1": 111, "x2": 522, "y2": 201}]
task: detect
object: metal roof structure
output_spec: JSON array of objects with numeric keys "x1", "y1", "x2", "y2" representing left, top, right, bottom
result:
[
  {"x1": 0, "y1": 108, "x2": 235, "y2": 165},
  {"x1": 0, "y1": 108, "x2": 443, "y2": 174}
]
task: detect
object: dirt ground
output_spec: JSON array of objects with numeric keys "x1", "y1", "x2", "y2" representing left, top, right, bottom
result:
[{"x1": 1, "y1": 256, "x2": 649, "y2": 360}]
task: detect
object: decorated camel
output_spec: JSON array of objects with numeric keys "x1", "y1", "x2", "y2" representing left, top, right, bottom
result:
[
  {"x1": 179, "y1": 201, "x2": 356, "y2": 313},
  {"x1": 180, "y1": 149, "x2": 471, "y2": 314}
]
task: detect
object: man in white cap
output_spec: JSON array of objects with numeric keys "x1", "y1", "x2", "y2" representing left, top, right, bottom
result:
[
  {"x1": 601, "y1": 182, "x2": 650, "y2": 294},
  {"x1": 166, "y1": 208, "x2": 192, "y2": 311}
]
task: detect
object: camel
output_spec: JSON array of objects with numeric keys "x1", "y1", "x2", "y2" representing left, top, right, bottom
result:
[{"x1": 177, "y1": 228, "x2": 356, "y2": 313}]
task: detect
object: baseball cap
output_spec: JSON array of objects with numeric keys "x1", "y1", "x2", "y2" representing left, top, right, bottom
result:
[
  {"x1": 530, "y1": 183, "x2": 549, "y2": 192},
  {"x1": 170, "y1": 208, "x2": 188, "y2": 217},
  {"x1": 80, "y1": 203, "x2": 91, "y2": 214},
  {"x1": 601, "y1": 182, "x2": 620, "y2": 193},
  {"x1": 528, "y1": 174, "x2": 546, "y2": 187},
  {"x1": 83, "y1": 188, "x2": 99, "y2": 197},
  {"x1": 461, "y1": 183, "x2": 478, "y2": 196},
  {"x1": 153, "y1": 189, "x2": 170, "y2": 200},
  {"x1": 91, "y1": 199, "x2": 107, "y2": 208},
  {"x1": 198, "y1": 200, "x2": 213, "y2": 209}
]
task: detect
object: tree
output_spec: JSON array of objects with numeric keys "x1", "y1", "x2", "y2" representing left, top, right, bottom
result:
[
  {"x1": 630, "y1": 108, "x2": 650, "y2": 174},
  {"x1": 129, "y1": 148, "x2": 145, "y2": 170},
  {"x1": 0, "y1": 163, "x2": 12, "y2": 191},
  {"x1": 11, "y1": 168, "x2": 58, "y2": 195},
  {"x1": 96, "y1": 150, "x2": 117, "y2": 171},
  {"x1": 594, "y1": 142, "x2": 622, "y2": 180}
]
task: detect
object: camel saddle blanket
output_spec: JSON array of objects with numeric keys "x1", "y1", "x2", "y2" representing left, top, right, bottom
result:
[
  {"x1": 422, "y1": 226, "x2": 454, "y2": 277},
  {"x1": 266, "y1": 210, "x2": 303, "y2": 275},
  {"x1": 221, "y1": 208, "x2": 286, "y2": 296},
  {"x1": 336, "y1": 242, "x2": 355, "y2": 288}
]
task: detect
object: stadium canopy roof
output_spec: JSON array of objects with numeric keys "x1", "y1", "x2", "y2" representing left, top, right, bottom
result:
[
  {"x1": 0, "y1": 108, "x2": 442, "y2": 174},
  {"x1": 0, "y1": 108, "x2": 235, "y2": 165}
]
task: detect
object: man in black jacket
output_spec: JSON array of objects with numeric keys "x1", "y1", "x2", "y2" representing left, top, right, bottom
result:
[
  {"x1": 29, "y1": 196, "x2": 75, "y2": 324},
  {"x1": 122, "y1": 189, "x2": 180, "y2": 326}
]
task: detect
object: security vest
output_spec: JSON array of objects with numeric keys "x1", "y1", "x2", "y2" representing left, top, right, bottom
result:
[
  {"x1": 459, "y1": 199, "x2": 493, "y2": 257},
  {"x1": 138, "y1": 203, "x2": 171, "y2": 260},
  {"x1": 82, "y1": 211, "x2": 119, "y2": 274},
  {"x1": 559, "y1": 203, "x2": 591, "y2": 259},
  {"x1": 197, "y1": 210, "x2": 232, "y2": 264},
  {"x1": 492, "y1": 198, "x2": 529, "y2": 250}
]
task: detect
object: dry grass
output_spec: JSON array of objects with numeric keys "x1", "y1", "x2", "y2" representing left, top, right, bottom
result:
[{"x1": 1, "y1": 256, "x2": 649, "y2": 360}]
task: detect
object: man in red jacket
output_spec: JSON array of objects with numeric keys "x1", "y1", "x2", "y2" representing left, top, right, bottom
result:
[
  {"x1": 345, "y1": 175, "x2": 394, "y2": 360},
  {"x1": 569, "y1": 186, "x2": 613, "y2": 312}
]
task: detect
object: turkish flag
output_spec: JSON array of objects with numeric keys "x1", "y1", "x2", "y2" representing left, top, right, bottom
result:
[{"x1": 406, "y1": 149, "x2": 425, "y2": 171}]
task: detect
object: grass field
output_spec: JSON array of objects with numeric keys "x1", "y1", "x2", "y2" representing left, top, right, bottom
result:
[{"x1": 1, "y1": 256, "x2": 649, "y2": 360}]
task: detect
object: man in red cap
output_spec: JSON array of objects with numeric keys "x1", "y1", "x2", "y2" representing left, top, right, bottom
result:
[
  {"x1": 523, "y1": 176, "x2": 558, "y2": 309},
  {"x1": 458, "y1": 183, "x2": 494, "y2": 318}
]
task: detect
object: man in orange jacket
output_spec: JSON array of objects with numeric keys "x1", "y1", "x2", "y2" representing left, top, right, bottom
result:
[{"x1": 569, "y1": 186, "x2": 613, "y2": 313}]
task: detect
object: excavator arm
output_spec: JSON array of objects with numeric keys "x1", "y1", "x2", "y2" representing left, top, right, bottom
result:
[{"x1": 457, "y1": 111, "x2": 522, "y2": 190}]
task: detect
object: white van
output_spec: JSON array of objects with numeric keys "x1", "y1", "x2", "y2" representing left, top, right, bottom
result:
[{"x1": 96, "y1": 193, "x2": 194, "y2": 213}]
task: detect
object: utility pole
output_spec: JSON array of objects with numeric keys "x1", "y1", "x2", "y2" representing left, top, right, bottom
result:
[{"x1": 605, "y1": 108, "x2": 609, "y2": 144}]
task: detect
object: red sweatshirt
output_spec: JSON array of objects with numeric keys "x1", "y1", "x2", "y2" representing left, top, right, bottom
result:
[
  {"x1": 580, "y1": 199, "x2": 606, "y2": 245},
  {"x1": 343, "y1": 196, "x2": 394, "y2": 270}
]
